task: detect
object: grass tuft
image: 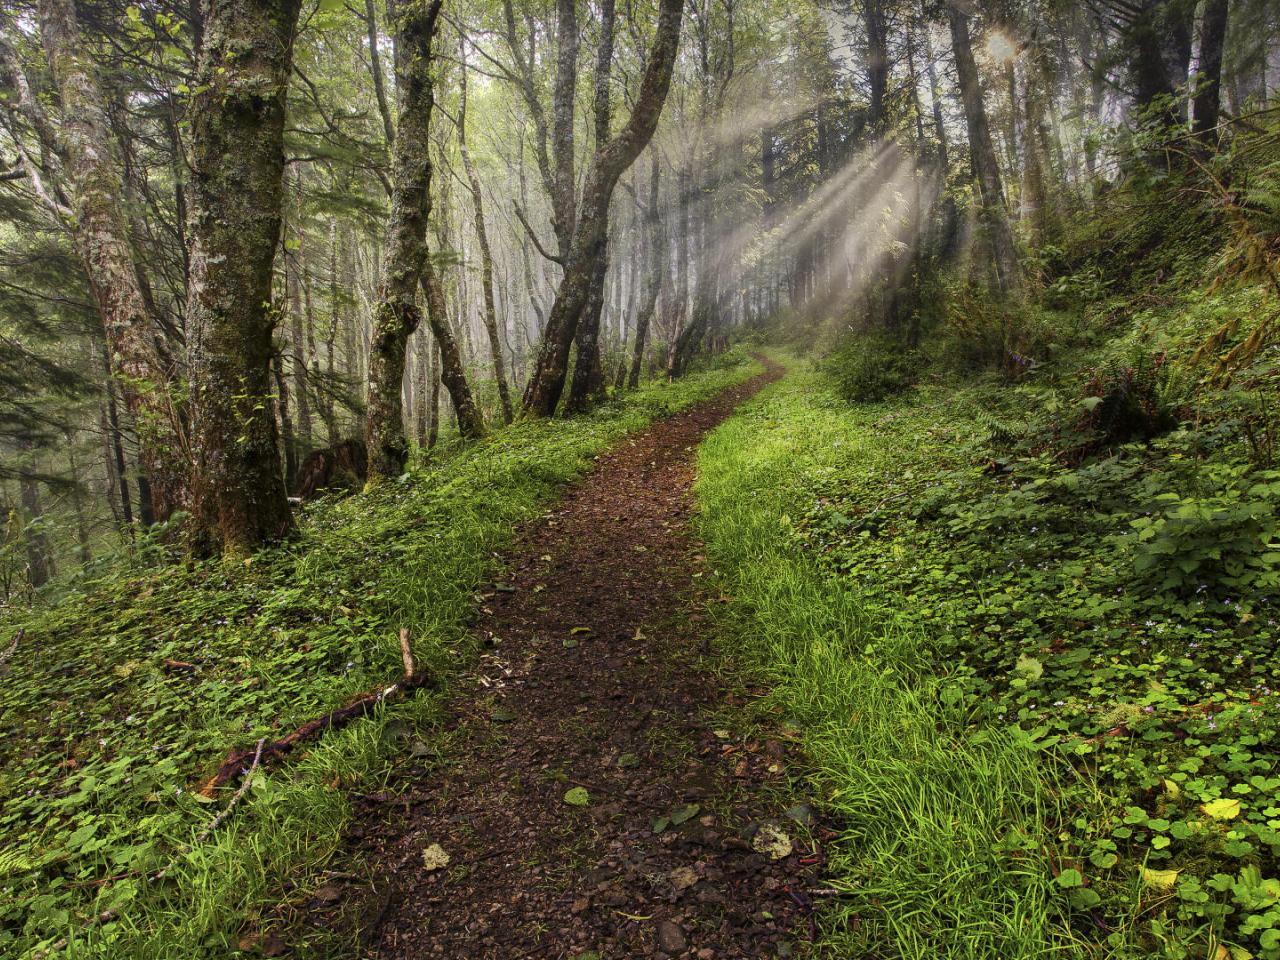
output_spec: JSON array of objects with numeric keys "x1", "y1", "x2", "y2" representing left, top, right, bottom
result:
[{"x1": 696, "y1": 358, "x2": 1075, "y2": 959}]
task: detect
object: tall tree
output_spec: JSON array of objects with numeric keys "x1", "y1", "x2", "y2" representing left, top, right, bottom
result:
[
  {"x1": 949, "y1": 6, "x2": 1023, "y2": 296},
  {"x1": 458, "y1": 35, "x2": 515, "y2": 424},
  {"x1": 1193, "y1": 0, "x2": 1230, "y2": 139},
  {"x1": 2, "y1": 0, "x2": 190, "y2": 522},
  {"x1": 523, "y1": 0, "x2": 684, "y2": 416},
  {"x1": 365, "y1": 0, "x2": 461, "y2": 479},
  {"x1": 628, "y1": 150, "x2": 663, "y2": 389},
  {"x1": 185, "y1": 0, "x2": 303, "y2": 553},
  {"x1": 566, "y1": 0, "x2": 618, "y2": 412}
]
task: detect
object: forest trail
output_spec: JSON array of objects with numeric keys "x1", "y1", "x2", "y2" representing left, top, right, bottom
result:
[{"x1": 333, "y1": 357, "x2": 825, "y2": 959}]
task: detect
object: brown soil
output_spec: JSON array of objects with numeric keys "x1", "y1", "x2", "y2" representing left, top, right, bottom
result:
[{"x1": 328, "y1": 360, "x2": 825, "y2": 959}]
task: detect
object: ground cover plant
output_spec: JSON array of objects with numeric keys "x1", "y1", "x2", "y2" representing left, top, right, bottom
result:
[
  {"x1": 4, "y1": 0, "x2": 1280, "y2": 954},
  {"x1": 700, "y1": 348, "x2": 1280, "y2": 958},
  {"x1": 692, "y1": 153, "x2": 1280, "y2": 958},
  {"x1": 0, "y1": 352, "x2": 759, "y2": 958}
]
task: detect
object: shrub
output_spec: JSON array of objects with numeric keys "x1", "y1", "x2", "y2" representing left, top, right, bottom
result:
[
  {"x1": 826, "y1": 334, "x2": 919, "y2": 403},
  {"x1": 1080, "y1": 351, "x2": 1179, "y2": 446}
]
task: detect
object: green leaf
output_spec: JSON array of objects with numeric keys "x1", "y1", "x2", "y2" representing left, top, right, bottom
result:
[
  {"x1": 1055, "y1": 868, "x2": 1084, "y2": 888},
  {"x1": 1201, "y1": 797, "x2": 1241, "y2": 820},
  {"x1": 563, "y1": 787, "x2": 589, "y2": 807},
  {"x1": 669, "y1": 803, "x2": 700, "y2": 825},
  {"x1": 1014, "y1": 654, "x2": 1044, "y2": 681},
  {"x1": 1068, "y1": 887, "x2": 1101, "y2": 910}
]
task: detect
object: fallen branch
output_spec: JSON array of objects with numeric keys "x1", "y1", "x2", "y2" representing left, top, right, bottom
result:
[
  {"x1": 158, "y1": 739, "x2": 264, "y2": 880},
  {"x1": 200, "y1": 635, "x2": 432, "y2": 796},
  {"x1": 399, "y1": 626, "x2": 415, "y2": 679},
  {"x1": 0, "y1": 628, "x2": 22, "y2": 671}
]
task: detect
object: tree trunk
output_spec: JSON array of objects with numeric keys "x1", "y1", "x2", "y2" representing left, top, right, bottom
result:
[
  {"x1": 273, "y1": 347, "x2": 297, "y2": 491},
  {"x1": 288, "y1": 178, "x2": 314, "y2": 454},
  {"x1": 420, "y1": 263, "x2": 485, "y2": 439},
  {"x1": 65, "y1": 431, "x2": 93, "y2": 565},
  {"x1": 864, "y1": 0, "x2": 889, "y2": 134},
  {"x1": 567, "y1": 251, "x2": 610, "y2": 411},
  {"x1": 364, "y1": 0, "x2": 395, "y2": 148},
  {"x1": 629, "y1": 153, "x2": 663, "y2": 389},
  {"x1": 1128, "y1": 0, "x2": 1195, "y2": 129},
  {"x1": 18, "y1": 455, "x2": 53, "y2": 589},
  {"x1": 458, "y1": 40, "x2": 514, "y2": 424},
  {"x1": 922, "y1": 8, "x2": 950, "y2": 166},
  {"x1": 566, "y1": 0, "x2": 618, "y2": 413},
  {"x1": 550, "y1": 0, "x2": 579, "y2": 253},
  {"x1": 22, "y1": 0, "x2": 190, "y2": 521},
  {"x1": 949, "y1": 8, "x2": 1023, "y2": 297},
  {"x1": 365, "y1": 0, "x2": 450, "y2": 479},
  {"x1": 100, "y1": 347, "x2": 134, "y2": 532},
  {"x1": 428, "y1": 339, "x2": 441, "y2": 449},
  {"x1": 523, "y1": 0, "x2": 684, "y2": 417},
  {"x1": 185, "y1": 0, "x2": 302, "y2": 555},
  {"x1": 1193, "y1": 0, "x2": 1230, "y2": 139}
]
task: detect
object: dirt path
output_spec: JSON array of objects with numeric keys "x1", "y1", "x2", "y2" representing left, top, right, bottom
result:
[{"x1": 340, "y1": 359, "x2": 823, "y2": 959}]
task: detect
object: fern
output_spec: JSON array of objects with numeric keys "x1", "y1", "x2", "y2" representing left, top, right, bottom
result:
[
  {"x1": 974, "y1": 406, "x2": 1029, "y2": 448},
  {"x1": 0, "y1": 847, "x2": 33, "y2": 877}
]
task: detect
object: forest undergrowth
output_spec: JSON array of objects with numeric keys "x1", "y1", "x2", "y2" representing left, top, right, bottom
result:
[
  {"x1": 697, "y1": 158, "x2": 1280, "y2": 960},
  {"x1": 0, "y1": 351, "x2": 760, "y2": 958}
]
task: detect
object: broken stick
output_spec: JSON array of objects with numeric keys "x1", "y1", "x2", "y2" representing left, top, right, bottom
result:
[{"x1": 200, "y1": 631, "x2": 432, "y2": 796}]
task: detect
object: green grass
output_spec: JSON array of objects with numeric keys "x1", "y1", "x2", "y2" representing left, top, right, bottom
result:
[
  {"x1": 0, "y1": 350, "x2": 760, "y2": 959},
  {"x1": 699, "y1": 342, "x2": 1280, "y2": 959},
  {"x1": 696, "y1": 359, "x2": 1074, "y2": 960}
]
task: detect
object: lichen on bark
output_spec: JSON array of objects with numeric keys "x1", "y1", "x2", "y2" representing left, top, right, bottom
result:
[{"x1": 184, "y1": 0, "x2": 304, "y2": 555}]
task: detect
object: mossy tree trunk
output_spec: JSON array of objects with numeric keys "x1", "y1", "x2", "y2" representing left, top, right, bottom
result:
[
  {"x1": 366, "y1": 0, "x2": 483, "y2": 478},
  {"x1": 565, "y1": 0, "x2": 617, "y2": 414},
  {"x1": 185, "y1": 0, "x2": 303, "y2": 555},
  {"x1": 523, "y1": 0, "x2": 683, "y2": 417},
  {"x1": 1193, "y1": 0, "x2": 1230, "y2": 139},
  {"x1": 15, "y1": 0, "x2": 190, "y2": 521},
  {"x1": 366, "y1": 0, "x2": 447, "y2": 478}
]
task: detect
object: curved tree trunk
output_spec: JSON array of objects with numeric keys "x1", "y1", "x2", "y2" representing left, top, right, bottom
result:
[
  {"x1": 420, "y1": 262, "x2": 485, "y2": 440},
  {"x1": 523, "y1": 0, "x2": 684, "y2": 417},
  {"x1": 185, "y1": 0, "x2": 302, "y2": 554}
]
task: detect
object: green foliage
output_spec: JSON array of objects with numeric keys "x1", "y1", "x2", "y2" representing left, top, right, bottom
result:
[
  {"x1": 702, "y1": 355, "x2": 1280, "y2": 959},
  {"x1": 928, "y1": 278, "x2": 1087, "y2": 378},
  {"x1": 825, "y1": 333, "x2": 918, "y2": 403},
  {"x1": 0, "y1": 353, "x2": 759, "y2": 958},
  {"x1": 697, "y1": 363, "x2": 1069, "y2": 959},
  {"x1": 1078, "y1": 351, "x2": 1180, "y2": 450},
  {"x1": 1127, "y1": 463, "x2": 1280, "y2": 595}
]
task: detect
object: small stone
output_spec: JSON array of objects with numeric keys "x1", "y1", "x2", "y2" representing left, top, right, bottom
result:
[
  {"x1": 656, "y1": 919, "x2": 687, "y2": 954},
  {"x1": 697, "y1": 950, "x2": 715, "y2": 960},
  {"x1": 784, "y1": 803, "x2": 814, "y2": 825}
]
